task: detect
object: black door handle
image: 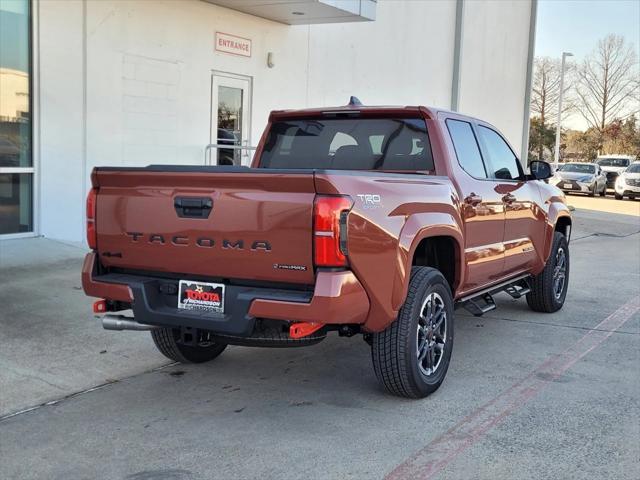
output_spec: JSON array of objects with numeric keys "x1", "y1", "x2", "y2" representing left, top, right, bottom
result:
[{"x1": 174, "y1": 197, "x2": 213, "y2": 218}]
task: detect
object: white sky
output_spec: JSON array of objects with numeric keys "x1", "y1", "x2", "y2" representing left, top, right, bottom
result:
[{"x1": 535, "y1": 0, "x2": 640, "y2": 131}]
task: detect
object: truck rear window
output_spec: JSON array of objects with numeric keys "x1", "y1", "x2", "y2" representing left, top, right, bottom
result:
[{"x1": 259, "y1": 118, "x2": 433, "y2": 171}]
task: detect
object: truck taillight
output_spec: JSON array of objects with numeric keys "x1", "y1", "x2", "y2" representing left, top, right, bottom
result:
[
  {"x1": 313, "y1": 195, "x2": 353, "y2": 267},
  {"x1": 86, "y1": 188, "x2": 97, "y2": 250}
]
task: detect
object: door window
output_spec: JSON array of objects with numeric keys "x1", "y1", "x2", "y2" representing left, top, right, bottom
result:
[
  {"x1": 211, "y1": 73, "x2": 251, "y2": 166},
  {"x1": 446, "y1": 120, "x2": 487, "y2": 179},
  {"x1": 217, "y1": 86, "x2": 243, "y2": 165},
  {"x1": 478, "y1": 126, "x2": 522, "y2": 180}
]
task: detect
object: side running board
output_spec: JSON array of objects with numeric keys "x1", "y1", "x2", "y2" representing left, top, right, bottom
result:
[
  {"x1": 463, "y1": 293, "x2": 496, "y2": 317},
  {"x1": 504, "y1": 280, "x2": 531, "y2": 299},
  {"x1": 458, "y1": 275, "x2": 531, "y2": 317}
]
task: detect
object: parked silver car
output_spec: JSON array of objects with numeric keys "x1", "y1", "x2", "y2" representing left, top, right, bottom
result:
[{"x1": 550, "y1": 162, "x2": 607, "y2": 196}]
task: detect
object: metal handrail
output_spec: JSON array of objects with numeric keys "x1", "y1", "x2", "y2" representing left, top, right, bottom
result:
[{"x1": 204, "y1": 143, "x2": 257, "y2": 164}]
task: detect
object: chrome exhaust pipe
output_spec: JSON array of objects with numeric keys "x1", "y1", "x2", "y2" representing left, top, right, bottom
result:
[{"x1": 102, "y1": 314, "x2": 157, "y2": 331}]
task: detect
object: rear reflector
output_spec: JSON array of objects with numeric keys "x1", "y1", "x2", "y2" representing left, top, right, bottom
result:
[
  {"x1": 93, "y1": 299, "x2": 107, "y2": 313},
  {"x1": 313, "y1": 195, "x2": 353, "y2": 267},
  {"x1": 86, "y1": 188, "x2": 97, "y2": 250}
]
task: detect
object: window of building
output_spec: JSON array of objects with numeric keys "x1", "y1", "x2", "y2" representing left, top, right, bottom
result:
[
  {"x1": 478, "y1": 126, "x2": 522, "y2": 180},
  {"x1": 0, "y1": 0, "x2": 33, "y2": 235},
  {"x1": 446, "y1": 119, "x2": 487, "y2": 179}
]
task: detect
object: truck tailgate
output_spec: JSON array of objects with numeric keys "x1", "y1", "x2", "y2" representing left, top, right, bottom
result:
[{"x1": 94, "y1": 168, "x2": 316, "y2": 285}]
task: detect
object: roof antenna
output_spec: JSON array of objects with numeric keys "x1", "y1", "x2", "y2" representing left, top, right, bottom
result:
[{"x1": 348, "y1": 96, "x2": 363, "y2": 106}]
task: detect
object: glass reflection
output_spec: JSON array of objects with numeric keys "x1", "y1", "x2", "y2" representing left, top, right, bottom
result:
[
  {"x1": 217, "y1": 86, "x2": 243, "y2": 165},
  {"x1": 0, "y1": 0, "x2": 32, "y2": 234},
  {"x1": 0, "y1": 173, "x2": 32, "y2": 233}
]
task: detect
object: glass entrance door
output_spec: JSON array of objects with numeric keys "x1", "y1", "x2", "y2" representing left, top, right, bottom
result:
[
  {"x1": 210, "y1": 72, "x2": 252, "y2": 166},
  {"x1": 0, "y1": 0, "x2": 33, "y2": 236}
]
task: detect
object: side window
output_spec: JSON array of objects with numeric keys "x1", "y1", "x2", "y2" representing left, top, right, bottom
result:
[
  {"x1": 368, "y1": 135, "x2": 384, "y2": 154},
  {"x1": 478, "y1": 126, "x2": 522, "y2": 180},
  {"x1": 446, "y1": 119, "x2": 487, "y2": 178},
  {"x1": 329, "y1": 132, "x2": 357, "y2": 155}
]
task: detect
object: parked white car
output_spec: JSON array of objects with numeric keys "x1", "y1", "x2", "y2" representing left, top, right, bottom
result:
[
  {"x1": 596, "y1": 155, "x2": 635, "y2": 192},
  {"x1": 614, "y1": 162, "x2": 640, "y2": 200}
]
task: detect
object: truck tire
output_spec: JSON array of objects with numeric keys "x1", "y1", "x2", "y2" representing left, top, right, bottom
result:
[
  {"x1": 151, "y1": 327, "x2": 227, "y2": 363},
  {"x1": 526, "y1": 231, "x2": 569, "y2": 313},
  {"x1": 371, "y1": 267, "x2": 454, "y2": 398}
]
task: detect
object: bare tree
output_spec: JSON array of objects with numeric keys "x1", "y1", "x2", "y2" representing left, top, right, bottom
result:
[
  {"x1": 531, "y1": 57, "x2": 573, "y2": 125},
  {"x1": 576, "y1": 34, "x2": 639, "y2": 134},
  {"x1": 529, "y1": 57, "x2": 573, "y2": 159}
]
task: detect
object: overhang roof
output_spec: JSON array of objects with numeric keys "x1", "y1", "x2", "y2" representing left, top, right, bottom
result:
[{"x1": 203, "y1": 0, "x2": 376, "y2": 25}]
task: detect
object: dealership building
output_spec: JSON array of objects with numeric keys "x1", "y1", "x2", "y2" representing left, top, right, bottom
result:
[{"x1": 0, "y1": 0, "x2": 536, "y2": 242}]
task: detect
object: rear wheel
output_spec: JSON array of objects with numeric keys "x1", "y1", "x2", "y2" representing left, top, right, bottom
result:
[
  {"x1": 526, "y1": 231, "x2": 569, "y2": 313},
  {"x1": 371, "y1": 267, "x2": 454, "y2": 398},
  {"x1": 151, "y1": 327, "x2": 227, "y2": 363}
]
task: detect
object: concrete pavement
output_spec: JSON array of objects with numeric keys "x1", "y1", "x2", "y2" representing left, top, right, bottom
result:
[
  {"x1": 565, "y1": 192, "x2": 640, "y2": 217},
  {"x1": 0, "y1": 203, "x2": 638, "y2": 480},
  {"x1": 0, "y1": 238, "x2": 168, "y2": 417}
]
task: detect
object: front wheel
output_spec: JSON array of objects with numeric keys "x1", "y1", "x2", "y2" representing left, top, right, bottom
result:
[
  {"x1": 526, "y1": 231, "x2": 569, "y2": 313},
  {"x1": 615, "y1": 192, "x2": 624, "y2": 200},
  {"x1": 371, "y1": 267, "x2": 454, "y2": 398},
  {"x1": 599, "y1": 185, "x2": 606, "y2": 197},
  {"x1": 151, "y1": 327, "x2": 227, "y2": 363}
]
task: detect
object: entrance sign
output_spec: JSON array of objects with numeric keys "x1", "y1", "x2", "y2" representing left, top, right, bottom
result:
[{"x1": 215, "y1": 32, "x2": 251, "y2": 57}]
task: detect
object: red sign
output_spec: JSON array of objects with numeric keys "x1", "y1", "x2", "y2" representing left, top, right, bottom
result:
[{"x1": 215, "y1": 32, "x2": 251, "y2": 58}]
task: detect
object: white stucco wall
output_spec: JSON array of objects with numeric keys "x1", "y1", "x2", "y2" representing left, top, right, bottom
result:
[
  {"x1": 458, "y1": 0, "x2": 533, "y2": 152},
  {"x1": 38, "y1": 0, "x2": 85, "y2": 241},
  {"x1": 36, "y1": 0, "x2": 532, "y2": 242},
  {"x1": 307, "y1": 0, "x2": 456, "y2": 109}
]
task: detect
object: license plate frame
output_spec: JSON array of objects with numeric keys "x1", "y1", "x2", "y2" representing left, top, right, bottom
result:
[
  {"x1": 177, "y1": 280, "x2": 225, "y2": 313},
  {"x1": 563, "y1": 183, "x2": 573, "y2": 189}
]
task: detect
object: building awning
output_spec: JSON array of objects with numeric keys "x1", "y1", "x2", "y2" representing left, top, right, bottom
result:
[{"x1": 203, "y1": 0, "x2": 376, "y2": 25}]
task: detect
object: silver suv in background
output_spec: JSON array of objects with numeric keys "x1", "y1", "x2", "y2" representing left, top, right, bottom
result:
[{"x1": 614, "y1": 162, "x2": 640, "y2": 200}]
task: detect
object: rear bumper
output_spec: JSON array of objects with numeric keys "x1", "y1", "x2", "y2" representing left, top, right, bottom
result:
[{"x1": 82, "y1": 253, "x2": 369, "y2": 337}]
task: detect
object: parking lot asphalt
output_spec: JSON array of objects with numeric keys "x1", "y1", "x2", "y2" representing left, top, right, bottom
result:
[
  {"x1": 0, "y1": 200, "x2": 639, "y2": 480},
  {"x1": 565, "y1": 193, "x2": 640, "y2": 217}
]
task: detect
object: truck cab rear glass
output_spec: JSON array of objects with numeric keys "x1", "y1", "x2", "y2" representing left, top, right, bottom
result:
[{"x1": 259, "y1": 118, "x2": 433, "y2": 171}]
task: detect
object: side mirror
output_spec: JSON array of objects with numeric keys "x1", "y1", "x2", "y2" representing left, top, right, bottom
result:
[{"x1": 529, "y1": 160, "x2": 552, "y2": 180}]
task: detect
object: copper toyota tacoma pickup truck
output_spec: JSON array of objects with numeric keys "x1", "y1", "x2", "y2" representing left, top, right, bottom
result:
[{"x1": 82, "y1": 100, "x2": 572, "y2": 398}]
